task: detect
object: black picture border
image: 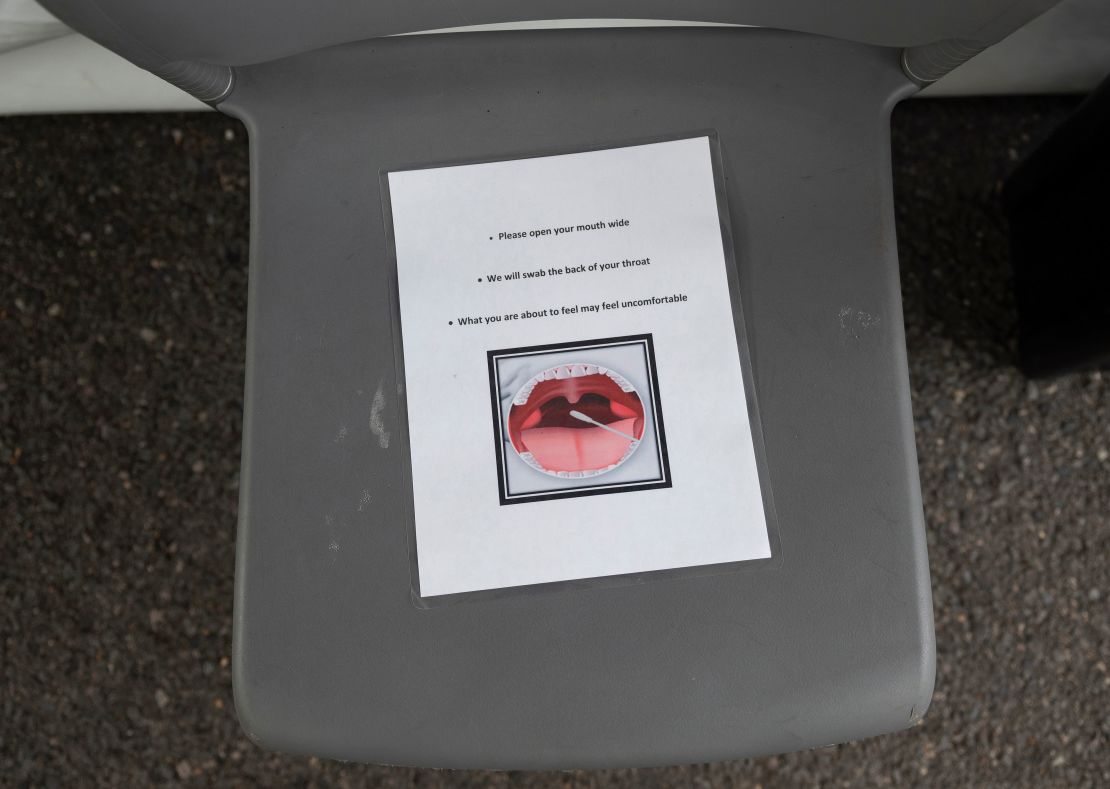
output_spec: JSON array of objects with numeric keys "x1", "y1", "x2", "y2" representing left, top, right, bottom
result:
[{"x1": 487, "y1": 334, "x2": 671, "y2": 505}]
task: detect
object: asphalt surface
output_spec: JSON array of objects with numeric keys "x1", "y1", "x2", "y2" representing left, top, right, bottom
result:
[{"x1": 2, "y1": 97, "x2": 1108, "y2": 787}]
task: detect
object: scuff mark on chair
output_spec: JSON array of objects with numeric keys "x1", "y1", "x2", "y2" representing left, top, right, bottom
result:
[
  {"x1": 839, "y1": 305, "x2": 881, "y2": 341},
  {"x1": 370, "y1": 379, "x2": 391, "y2": 449}
]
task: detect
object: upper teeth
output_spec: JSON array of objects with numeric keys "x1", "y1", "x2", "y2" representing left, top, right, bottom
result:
[{"x1": 512, "y1": 364, "x2": 635, "y2": 405}]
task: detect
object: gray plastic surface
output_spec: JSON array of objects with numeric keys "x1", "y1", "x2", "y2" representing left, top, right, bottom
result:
[
  {"x1": 224, "y1": 27, "x2": 934, "y2": 768},
  {"x1": 40, "y1": 0, "x2": 1061, "y2": 69}
]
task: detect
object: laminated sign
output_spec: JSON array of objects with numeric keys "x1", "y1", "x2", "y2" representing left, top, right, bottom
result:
[{"x1": 385, "y1": 135, "x2": 774, "y2": 599}]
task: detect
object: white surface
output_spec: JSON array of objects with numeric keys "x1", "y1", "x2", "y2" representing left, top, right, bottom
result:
[
  {"x1": 0, "y1": 33, "x2": 204, "y2": 115},
  {"x1": 388, "y1": 136, "x2": 772, "y2": 597},
  {"x1": 0, "y1": 0, "x2": 65, "y2": 54}
]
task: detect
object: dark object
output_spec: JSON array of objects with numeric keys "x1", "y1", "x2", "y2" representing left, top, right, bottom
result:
[{"x1": 1004, "y1": 75, "x2": 1110, "y2": 377}]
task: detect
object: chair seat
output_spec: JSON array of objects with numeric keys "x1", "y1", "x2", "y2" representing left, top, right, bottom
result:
[{"x1": 227, "y1": 26, "x2": 933, "y2": 768}]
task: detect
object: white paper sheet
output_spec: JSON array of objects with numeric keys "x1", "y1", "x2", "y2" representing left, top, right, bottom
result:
[{"x1": 387, "y1": 136, "x2": 771, "y2": 597}]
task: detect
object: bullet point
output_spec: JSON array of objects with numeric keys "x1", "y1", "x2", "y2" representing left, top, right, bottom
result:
[
  {"x1": 448, "y1": 321, "x2": 453, "y2": 325},
  {"x1": 488, "y1": 236, "x2": 492, "y2": 240},
  {"x1": 477, "y1": 278, "x2": 482, "y2": 282}
]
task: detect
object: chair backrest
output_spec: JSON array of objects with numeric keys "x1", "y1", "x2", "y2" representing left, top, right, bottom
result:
[{"x1": 42, "y1": 0, "x2": 1061, "y2": 90}]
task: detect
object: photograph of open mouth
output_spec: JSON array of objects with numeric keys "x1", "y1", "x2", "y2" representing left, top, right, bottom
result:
[
  {"x1": 508, "y1": 362, "x2": 645, "y2": 478},
  {"x1": 488, "y1": 335, "x2": 670, "y2": 505}
]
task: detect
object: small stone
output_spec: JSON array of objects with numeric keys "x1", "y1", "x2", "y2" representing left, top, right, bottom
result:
[
  {"x1": 191, "y1": 460, "x2": 205, "y2": 474},
  {"x1": 47, "y1": 303, "x2": 62, "y2": 317},
  {"x1": 175, "y1": 760, "x2": 192, "y2": 779},
  {"x1": 139, "y1": 327, "x2": 157, "y2": 344},
  {"x1": 154, "y1": 689, "x2": 169, "y2": 709}
]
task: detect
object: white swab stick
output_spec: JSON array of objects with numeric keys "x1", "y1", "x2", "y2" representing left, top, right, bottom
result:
[{"x1": 568, "y1": 410, "x2": 637, "y2": 441}]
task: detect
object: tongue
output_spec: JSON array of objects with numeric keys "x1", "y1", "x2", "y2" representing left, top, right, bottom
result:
[{"x1": 521, "y1": 418, "x2": 638, "y2": 472}]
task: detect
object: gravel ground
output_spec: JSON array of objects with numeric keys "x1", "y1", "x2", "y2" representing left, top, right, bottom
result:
[{"x1": 2, "y1": 97, "x2": 1107, "y2": 787}]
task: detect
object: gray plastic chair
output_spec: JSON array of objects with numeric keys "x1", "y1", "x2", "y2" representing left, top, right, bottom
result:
[{"x1": 40, "y1": 0, "x2": 1060, "y2": 769}]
